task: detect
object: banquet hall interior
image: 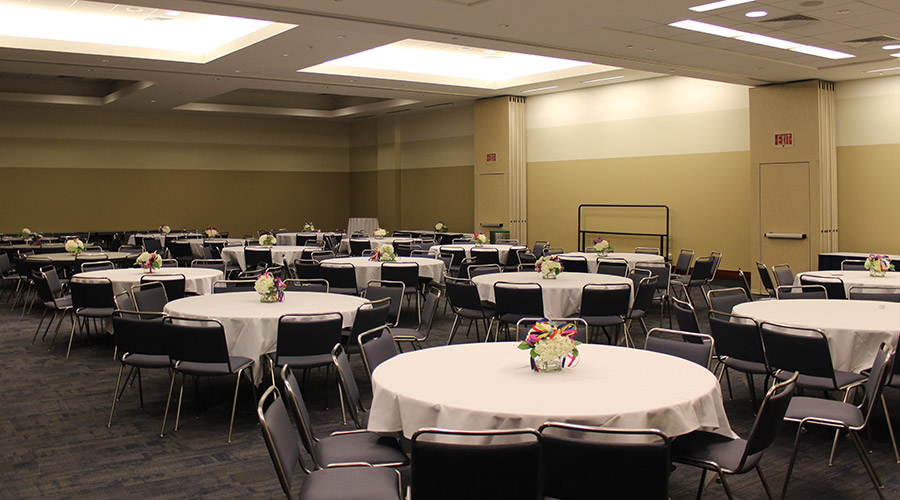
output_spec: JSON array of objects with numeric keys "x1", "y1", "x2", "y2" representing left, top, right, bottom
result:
[{"x1": 3, "y1": 0, "x2": 900, "y2": 498}]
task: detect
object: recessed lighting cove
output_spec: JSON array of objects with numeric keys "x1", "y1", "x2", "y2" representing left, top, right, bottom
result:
[
  {"x1": 689, "y1": 0, "x2": 755, "y2": 13},
  {"x1": 745, "y1": 10, "x2": 768, "y2": 18}
]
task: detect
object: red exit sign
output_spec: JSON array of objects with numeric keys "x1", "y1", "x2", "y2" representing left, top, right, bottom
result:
[
  {"x1": 486, "y1": 152, "x2": 497, "y2": 163},
  {"x1": 774, "y1": 131, "x2": 793, "y2": 148}
]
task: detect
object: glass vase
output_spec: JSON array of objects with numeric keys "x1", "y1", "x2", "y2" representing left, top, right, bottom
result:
[
  {"x1": 533, "y1": 356, "x2": 564, "y2": 372},
  {"x1": 870, "y1": 269, "x2": 886, "y2": 277},
  {"x1": 259, "y1": 293, "x2": 279, "y2": 303},
  {"x1": 541, "y1": 271, "x2": 558, "y2": 279}
]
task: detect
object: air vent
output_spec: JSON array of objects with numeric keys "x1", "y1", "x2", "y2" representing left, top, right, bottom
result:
[
  {"x1": 386, "y1": 109, "x2": 411, "y2": 115},
  {"x1": 842, "y1": 35, "x2": 900, "y2": 48},
  {"x1": 438, "y1": 0, "x2": 492, "y2": 5},
  {"x1": 424, "y1": 102, "x2": 453, "y2": 109},
  {"x1": 758, "y1": 14, "x2": 819, "y2": 29}
]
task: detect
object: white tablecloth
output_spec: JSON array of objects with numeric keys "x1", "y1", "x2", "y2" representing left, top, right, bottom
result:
[
  {"x1": 320, "y1": 257, "x2": 445, "y2": 287},
  {"x1": 559, "y1": 252, "x2": 664, "y2": 273},
  {"x1": 127, "y1": 232, "x2": 203, "y2": 245},
  {"x1": 348, "y1": 218, "x2": 380, "y2": 236},
  {"x1": 368, "y1": 342, "x2": 733, "y2": 440},
  {"x1": 472, "y1": 271, "x2": 633, "y2": 318},
  {"x1": 340, "y1": 237, "x2": 418, "y2": 254},
  {"x1": 733, "y1": 299, "x2": 900, "y2": 373},
  {"x1": 164, "y1": 291, "x2": 368, "y2": 381},
  {"x1": 429, "y1": 244, "x2": 527, "y2": 265},
  {"x1": 794, "y1": 270, "x2": 900, "y2": 296},
  {"x1": 275, "y1": 232, "x2": 343, "y2": 246},
  {"x1": 75, "y1": 268, "x2": 223, "y2": 296},
  {"x1": 221, "y1": 245, "x2": 312, "y2": 271},
  {"x1": 187, "y1": 238, "x2": 250, "y2": 258}
]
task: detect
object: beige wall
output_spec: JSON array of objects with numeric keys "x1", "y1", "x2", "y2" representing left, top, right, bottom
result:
[{"x1": 526, "y1": 77, "x2": 751, "y2": 269}]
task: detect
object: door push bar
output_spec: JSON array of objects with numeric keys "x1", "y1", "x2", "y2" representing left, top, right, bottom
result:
[{"x1": 764, "y1": 232, "x2": 807, "y2": 240}]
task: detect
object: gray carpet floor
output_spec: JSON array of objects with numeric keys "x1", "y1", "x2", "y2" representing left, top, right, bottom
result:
[{"x1": 1, "y1": 280, "x2": 898, "y2": 499}]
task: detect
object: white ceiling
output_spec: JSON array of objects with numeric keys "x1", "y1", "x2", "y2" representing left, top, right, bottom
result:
[{"x1": 1, "y1": 0, "x2": 898, "y2": 119}]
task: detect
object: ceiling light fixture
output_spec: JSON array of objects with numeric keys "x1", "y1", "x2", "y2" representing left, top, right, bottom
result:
[
  {"x1": 863, "y1": 66, "x2": 900, "y2": 74},
  {"x1": 670, "y1": 19, "x2": 854, "y2": 59},
  {"x1": 689, "y1": 0, "x2": 755, "y2": 13},
  {"x1": 164, "y1": 11, "x2": 181, "y2": 16},
  {"x1": 579, "y1": 75, "x2": 624, "y2": 84},
  {"x1": 745, "y1": 10, "x2": 768, "y2": 18},
  {"x1": 882, "y1": 44, "x2": 900, "y2": 50},
  {"x1": 521, "y1": 86, "x2": 557, "y2": 93}
]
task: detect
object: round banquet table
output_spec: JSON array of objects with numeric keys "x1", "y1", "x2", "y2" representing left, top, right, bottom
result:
[
  {"x1": 26, "y1": 251, "x2": 140, "y2": 268},
  {"x1": 276, "y1": 231, "x2": 342, "y2": 246},
  {"x1": 75, "y1": 268, "x2": 223, "y2": 296},
  {"x1": 339, "y1": 237, "x2": 418, "y2": 254},
  {"x1": 429, "y1": 244, "x2": 527, "y2": 264},
  {"x1": 368, "y1": 342, "x2": 733, "y2": 440},
  {"x1": 127, "y1": 232, "x2": 203, "y2": 245},
  {"x1": 732, "y1": 299, "x2": 900, "y2": 373},
  {"x1": 559, "y1": 252, "x2": 664, "y2": 273},
  {"x1": 794, "y1": 270, "x2": 900, "y2": 296},
  {"x1": 221, "y1": 245, "x2": 313, "y2": 271},
  {"x1": 472, "y1": 271, "x2": 633, "y2": 318},
  {"x1": 163, "y1": 291, "x2": 369, "y2": 382},
  {"x1": 320, "y1": 256, "x2": 445, "y2": 286}
]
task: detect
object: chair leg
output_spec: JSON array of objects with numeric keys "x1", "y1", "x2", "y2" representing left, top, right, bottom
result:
[
  {"x1": 107, "y1": 364, "x2": 128, "y2": 428},
  {"x1": 160, "y1": 370, "x2": 177, "y2": 437},
  {"x1": 881, "y1": 395, "x2": 900, "y2": 463},
  {"x1": 848, "y1": 430, "x2": 886, "y2": 498},
  {"x1": 227, "y1": 370, "x2": 243, "y2": 443},
  {"x1": 717, "y1": 470, "x2": 735, "y2": 500},
  {"x1": 65, "y1": 316, "x2": 80, "y2": 359},
  {"x1": 782, "y1": 424, "x2": 805, "y2": 500},
  {"x1": 446, "y1": 315, "x2": 461, "y2": 345},
  {"x1": 174, "y1": 373, "x2": 186, "y2": 432},
  {"x1": 695, "y1": 468, "x2": 707, "y2": 500},
  {"x1": 755, "y1": 464, "x2": 774, "y2": 500},
  {"x1": 33, "y1": 308, "x2": 49, "y2": 344}
]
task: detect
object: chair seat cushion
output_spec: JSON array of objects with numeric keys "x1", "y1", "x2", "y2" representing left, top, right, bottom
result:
[
  {"x1": 269, "y1": 352, "x2": 333, "y2": 369},
  {"x1": 784, "y1": 396, "x2": 865, "y2": 428},
  {"x1": 315, "y1": 432, "x2": 408, "y2": 468},
  {"x1": 176, "y1": 356, "x2": 253, "y2": 376},
  {"x1": 77, "y1": 307, "x2": 114, "y2": 318},
  {"x1": 123, "y1": 353, "x2": 171, "y2": 369},
  {"x1": 46, "y1": 296, "x2": 73, "y2": 309},
  {"x1": 456, "y1": 307, "x2": 496, "y2": 320},
  {"x1": 673, "y1": 431, "x2": 758, "y2": 474},
  {"x1": 299, "y1": 466, "x2": 400, "y2": 500},
  {"x1": 580, "y1": 315, "x2": 624, "y2": 327},
  {"x1": 391, "y1": 327, "x2": 425, "y2": 342},
  {"x1": 775, "y1": 370, "x2": 865, "y2": 391},
  {"x1": 722, "y1": 357, "x2": 769, "y2": 375}
]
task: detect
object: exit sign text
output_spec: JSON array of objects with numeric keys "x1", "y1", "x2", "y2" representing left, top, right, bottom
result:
[
  {"x1": 486, "y1": 152, "x2": 497, "y2": 163},
  {"x1": 774, "y1": 131, "x2": 793, "y2": 148}
]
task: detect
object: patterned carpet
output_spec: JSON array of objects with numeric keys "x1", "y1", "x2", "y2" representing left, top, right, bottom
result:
[{"x1": 1, "y1": 281, "x2": 898, "y2": 498}]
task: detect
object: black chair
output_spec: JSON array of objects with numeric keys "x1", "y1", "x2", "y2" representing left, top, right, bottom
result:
[
  {"x1": 782, "y1": 343, "x2": 895, "y2": 499},
  {"x1": 191, "y1": 258, "x2": 227, "y2": 276},
  {"x1": 389, "y1": 289, "x2": 441, "y2": 350},
  {"x1": 578, "y1": 283, "x2": 630, "y2": 345},
  {"x1": 799, "y1": 274, "x2": 846, "y2": 299},
  {"x1": 674, "y1": 255, "x2": 715, "y2": 307},
  {"x1": 107, "y1": 310, "x2": 169, "y2": 428},
  {"x1": 363, "y1": 280, "x2": 404, "y2": 327},
  {"x1": 140, "y1": 273, "x2": 185, "y2": 301},
  {"x1": 320, "y1": 263, "x2": 359, "y2": 295},
  {"x1": 283, "y1": 278, "x2": 329, "y2": 293},
  {"x1": 736, "y1": 267, "x2": 754, "y2": 300},
  {"x1": 160, "y1": 316, "x2": 255, "y2": 442},
  {"x1": 558, "y1": 256, "x2": 590, "y2": 273},
  {"x1": 849, "y1": 285, "x2": 900, "y2": 302},
  {"x1": 670, "y1": 289, "x2": 701, "y2": 334},
  {"x1": 467, "y1": 263, "x2": 502, "y2": 279},
  {"x1": 130, "y1": 281, "x2": 169, "y2": 313},
  {"x1": 755, "y1": 262, "x2": 777, "y2": 298},
  {"x1": 168, "y1": 240, "x2": 195, "y2": 267},
  {"x1": 80, "y1": 260, "x2": 115, "y2": 273},
  {"x1": 410, "y1": 428, "x2": 542, "y2": 500},
  {"x1": 257, "y1": 382, "x2": 403, "y2": 500},
  {"x1": 331, "y1": 344, "x2": 368, "y2": 428},
  {"x1": 268, "y1": 312, "x2": 343, "y2": 407},
  {"x1": 349, "y1": 239, "x2": 371, "y2": 257},
  {"x1": 708, "y1": 310, "x2": 770, "y2": 409},
  {"x1": 66, "y1": 277, "x2": 115, "y2": 359},
  {"x1": 244, "y1": 247, "x2": 273, "y2": 271},
  {"x1": 626, "y1": 275, "x2": 659, "y2": 346},
  {"x1": 493, "y1": 282, "x2": 544, "y2": 342},
  {"x1": 772, "y1": 263, "x2": 794, "y2": 288},
  {"x1": 532, "y1": 240, "x2": 549, "y2": 256},
  {"x1": 841, "y1": 259, "x2": 867, "y2": 271},
  {"x1": 672, "y1": 373, "x2": 798, "y2": 500},
  {"x1": 358, "y1": 325, "x2": 398, "y2": 382},
  {"x1": 540, "y1": 422, "x2": 670, "y2": 500},
  {"x1": 706, "y1": 287, "x2": 750, "y2": 313},
  {"x1": 672, "y1": 248, "x2": 694, "y2": 278},
  {"x1": 645, "y1": 328, "x2": 715, "y2": 370},
  {"x1": 775, "y1": 284, "x2": 827, "y2": 300},
  {"x1": 595, "y1": 258, "x2": 628, "y2": 277},
  {"x1": 212, "y1": 280, "x2": 256, "y2": 293},
  {"x1": 141, "y1": 237, "x2": 163, "y2": 254},
  {"x1": 381, "y1": 262, "x2": 421, "y2": 323},
  {"x1": 440, "y1": 247, "x2": 468, "y2": 277},
  {"x1": 30, "y1": 267, "x2": 72, "y2": 346},
  {"x1": 293, "y1": 259, "x2": 322, "y2": 280},
  {"x1": 470, "y1": 247, "x2": 500, "y2": 266},
  {"x1": 444, "y1": 276, "x2": 497, "y2": 344},
  {"x1": 343, "y1": 297, "x2": 391, "y2": 355},
  {"x1": 637, "y1": 261, "x2": 672, "y2": 326}
]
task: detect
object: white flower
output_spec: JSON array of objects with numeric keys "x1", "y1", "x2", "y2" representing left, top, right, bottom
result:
[
  {"x1": 204, "y1": 227, "x2": 218, "y2": 237},
  {"x1": 534, "y1": 335, "x2": 576, "y2": 359},
  {"x1": 64, "y1": 238, "x2": 84, "y2": 253},
  {"x1": 259, "y1": 234, "x2": 276, "y2": 246},
  {"x1": 374, "y1": 227, "x2": 387, "y2": 238},
  {"x1": 160, "y1": 225, "x2": 170, "y2": 234},
  {"x1": 435, "y1": 222, "x2": 444, "y2": 231},
  {"x1": 255, "y1": 275, "x2": 275, "y2": 294},
  {"x1": 20, "y1": 228, "x2": 31, "y2": 236}
]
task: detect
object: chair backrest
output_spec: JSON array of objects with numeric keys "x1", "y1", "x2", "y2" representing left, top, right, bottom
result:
[
  {"x1": 293, "y1": 259, "x2": 322, "y2": 279},
  {"x1": 332, "y1": 344, "x2": 365, "y2": 428},
  {"x1": 772, "y1": 263, "x2": 794, "y2": 288},
  {"x1": 759, "y1": 321, "x2": 837, "y2": 382},
  {"x1": 636, "y1": 261, "x2": 671, "y2": 293},
  {"x1": 358, "y1": 325, "x2": 397, "y2": 380},
  {"x1": 539, "y1": 422, "x2": 670, "y2": 500},
  {"x1": 30, "y1": 269, "x2": 55, "y2": 303},
  {"x1": 310, "y1": 250, "x2": 334, "y2": 263},
  {"x1": 645, "y1": 328, "x2": 714, "y2": 369},
  {"x1": 191, "y1": 259, "x2": 226, "y2": 275},
  {"x1": 634, "y1": 247, "x2": 660, "y2": 255},
  {"x1": 494, "y1": 282, "x2": 544, "y2": 317},
  {"x1": 380, "y1": 262, "x2": 418, "y2": 291},
  {"x1": 595, "y1": 258, "x2": 628, "y2": 277},
  {"x1": 410, "y1": 428, "x2": 542, "y2": 500},
  {"x1": 706, "y1": 287, "x2": 750, "y2": 313},
  {"x1": 142, "y1": 238, "x2": 163, "y2": 253},
  {"x1": 40, "y1": 266, "x2": 65, "y2": 298},
  {"x1": 741, "y1": 372, "x2": 798, "y2": 463},
  {"x1": 860, "y1": 343, "x2": 896, "y2": 427},
  {"x1": 580, "y1": 283, "x2": 631, "y2": 318},
  {"x1": 848, "y1": 285, "x2": 900, "y2": 302},
  {"x1": 631, "y1": 275, "x2": 659, "y2": 316},
  {"x1": 162, "y1": 316, "x2": 232, "y2": 368},
  {"x1": 671, "y1": 293, "x2": 701, "y2": 334},
  {"x1": 841, "y1": 259, "x2": 867, "y2": 271},
  {"x1": 799, "y1": 274, "x2": 846, "y2": 299},
  {"x1": 364, "y1": 280, "x2": 404, "y2": 326},
  {"x1": 81, "y1": 260, "x2": 115, "y2": 273},
  {"x1": 417, "y1": 289, "x2": 442, "y2": 336},
  {"x1": 444, "y1": 276, "x2": 485, "y2": 312},
  {"x1": 275, "y1": 313, "x2": 343, "y2": 362},
  {"x1": 283, "y1": 278, "x2": 329, "y2": 293},
  {"x1": 130, "y1": 281, "x2": 169, "y2": 313},
  {"x1": 756, "y1": 262, "x2": 777, "y2": 296},
  {"x1": 467, "y1": 263, "x2": 502, "y2": 279},
  {"x1": 244, "y1": 247, "x2": 273, "y2": 269},
  {"x1": 776, "y1": 284, "x2": 827, "y2": 300},
  {"x1": 558, "y1": 256, "x2": 589, "y2": 273},
  {"x1": 213, "y1": 280, "x2": 256, "y2": 293},
  {"x1": 112, "y1": 310, "x2": 167, "y2": 358},
  {"x1": 349, "y1": 297, "x2": 391, "y2": 338},
  {"x1": 628, "y1": 268, "x2": 651, "y2": 292},
  {"x1": 470, "y1": 247, "x2": 500, "y2": 265},
  {"x1": 168, "y1": 240, "x2": 194, "y2": 259},
  {"x1": 532, "y1": 240, "x2": 549, "y2": 256},
  {"x1": 257, "y1": 384, "x2": 312, "y2": 498},
  {"x1": 440, "y1": 247, "x2": 468, "y2": 270},
  {"x1": 140, "y1": 273, "x2": 185, "y2": 301},
  {"x1": 160, "y1": 259, "x2": 179, "y2": 268},
  {"x1": 320, "y1": 263, "x2": 358, "y2": 294},
  {"x1": 515, "y1": 317, "x2": 588, "y2": 343},
  {"x1": 707, "y1": 310, "x2": 767, "y2": 365},
  {"x1": 279, "y1": 366, "x2": 319, "y2": 466},
  {"x1": 673, "y1": 249, "x2": 694, "y2": 275},
  {"x1": 737, "y1": 267, "x2": 753, "y2": 300},
  {"x1": 349, "y1": 239, "x2": 371, "y2": 257},
  {"x1": 688, "y1": 256, "x2": 715, "y2": 282},
  {"x1": 70, "y1": 277, "x2": 115, "y2": 310},
  {"x1": 709, "y1": 251, "x2": 723, "y2": 280}
]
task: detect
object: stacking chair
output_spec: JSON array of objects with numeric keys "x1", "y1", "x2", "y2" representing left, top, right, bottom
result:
[
  {"x1": 258, "y1": 382, "x2": 403, "y2": 500},
  {"x1": 636, "y1": 261, "x2": 671, "y2": 326},
  {"x1": 776, "y1": 284, "x2": 827, "y2": 300},
  {"x1": 160, "y1": 258, "x2": 179, "y2": 268},
  {"x1": 467, "y1": 263, "x2": 501, "y2": 279},
  {"x1": 672, "y1": 248, "x2": 694, "y2": 279},
  {"x1": 0, "y1": 253, "x2": 26, "y2": 305},
  {"x1": 516, "y1": 248, "x2": 538, "y2": 269},
  {"x1": 540, "y1": 422, "x2": 670, "y2": 500},
  {"x1": 771, "y1": 263, "x2": 794, "y2": 288},
  {"x1": 470, "y1": 247, "x2": 500, "y2": 266},
  {"x1": 142, "y1": 238, "x2": 163, "y2": 254},
  {"x1": 558, "y1": 255, "x2": 590, "y2": 273},
  {"x1": 672, "y1": 373, "x2": 798, "y2": 500},
  {"x1": 456, "y1": 257, "x2": 476, "y2": 281},
  {"x1": 190, "y1": 258, "x2": 227, "y2": 276},
  {"x1": 389, "y1": 289, "x2": 441, "y2": 350},
  {"x1": 515, "y1": 317, "x2": 588, "y2": 343},
  {"x1": 849, "y1": 285, "x2": 900, "y2": 302},
  {"x1": 841, "y1": 259, "x2": 867, "y2": 271},
  {"x1": 493, "y1": 282, "x2": 544, "y2": 341},
  {"x1": 244, "y1": 247, "x2": 273, "y2": 271},
  {"x1": 349, "y1": 239, "x2": 371, "y2": 257},
  {"x1": 708, "y1": 311, "x2": 769, "y2": 409},
  {"x1": 410, "y1": 428, "x2": 541, "y2": 500},
  {"x1": 283, "y1": 278, "x2": 329, "y2": 293},
  {"x1": 755, "y1": 262, "x2": 777, "y2": 298},
  {"x1": 626, "y1": 275, "x2": 659, "y2": 345},
  {"x1": 118, "y1": 244, "x2": 142, "y2": 253},
  {"x1": 358, "y1": 325, "x2": 398, "y2": 382},
  {"x1": 444, "y1": 276, "x2": 497, "y2": 344},
  {"x1": 670, "y1": 290, "x2": 701, "y2": 334},
  {"x1": 595, "y1": 258, "x2": 628, "y2": 277},
  {"x1": 130, "y1": 281, "x2": 169, "y2": 313},
  {"x1": 736, "y1": 268, "x2": 754, "y2": 301},
  {"x1": 65, "y1": 277, "x2": 115, "y2": 359},
  {"x1": 310, "y1": 250, "x2": 334, "y2": 263},
  {"x1": 634, "y1": 246, "x2": 661, "y2": 255},
  {"x1": 80, "y1": 260, "x2": 115, "y2": 273},
  {"x1": 107, "y1": 311, "x2": 169, "y2": 428},
  {"x1": 343, "y1": 297, "x2": 390, "y2": 355},
  {"x1": 320, "y1": 263, "x2": 359, "y2": 295},
  {"x1": 440, "y1": 247, "x2": 468, "y2": 277},
  {"x1": 578, "y1": 283, "x2": 630, "y2": 345},
  {"x1": 532, "y1": 240, "x2": 549, "y2": 256},
  {"x1": 160, "y1": 316, "x2": 255, "y2": 442},
  {"x1": 782, "y1": 343, "x2": 895, "y2": 499},
  {"x1": 799, "y1": 274, "x2": 846, "y2": 299},
  {"x1": 30, "y1": 267, "x2": 72, "y2": 346},
  {"x1": 168, "y1": 240, "x2": 195, "y2": 267},
  {"x1": 363, "y1": 280, "x2": 404, "y2": 327},
  {"x1": 293, "y1": 259, "x2": 322, "y2": 280},
  {"x1": 212, "y1": 280, "x2": 256, "y2": 293},
  {"x1": 141, "y1": 273, "x2": 185, "y2": 301},
  {"x1": 645, "y1": 328, "x2": 715, "y2": 370},
  {"x1": 674, "y1": 256, "x2": 715, "y2": 307},
  {"x1": 381, "y1": 262, "x2": 420, "y2": 323},
  {"x1": 267, "y1": 313, "x2": 343, "y2": 407},
  {"x1": 706, "y1": 287, "x2": 750, "y2": 313},
  {"x1": 331, "y1": 344, "x2": 368, "y2": 428}
]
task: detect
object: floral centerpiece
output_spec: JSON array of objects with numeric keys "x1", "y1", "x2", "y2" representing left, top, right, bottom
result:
[
  {"x1": 369, "y1": 244, "x2": 398, "y2": 262},
  {"x1": 18, "y1": 228, "x2": 31, "y2": 238},
  {"x1": 518, "y1": 320, "x2": 581, "y2": 372},
  {"x1": 303, "y1": 222, "x2": 316, "y2": 232},
  {"x1": 536, "y1": 255, "x2": 562, "y2": 279},
  {"x1": 64, "y1": 238, "x2": 84, "y2": 255},
  {"x1": 28, "y1": 233, "x2": 43, "y2": 245},
  {"x1": 373, "y1": 227, "x2": 387, "y2": 238},
  {"x1": 204, "y1": 226, "x2": 218, "y2": 238},
  {"x1": 592, "y1": 237, "x2": 614, "y2": 256},
  {"x1": 434, "y1": 221, "x2": 448, "y2": 232},
  {"x1": 159, "y1": 225, "x2": 171, "y2": 234},
  {"x1": 472, "y1": 232, "x2": 488, "y2": 246},
  {"x1": 259, "y1": 233, "x2": 277, "y2": 247},
  {"x1": 865, "y1": 254, "x2": 894, "y2": 277},
  {"x1": 135, "y1": 251, "x2": 162, "y2": 273},
  {"x1": 255, "y1": 272, "x2": 286, "y2": 303}
]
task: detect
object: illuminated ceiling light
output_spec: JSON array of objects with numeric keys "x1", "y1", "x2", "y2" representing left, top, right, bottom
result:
[
  {"x1": 669, "y1": 19, "x2": 854, "y2": 60},
  {"x1": 863, "y1": 66, "x2": 900, "y2": 73},
  {"x1": 745, "y1": 10, "x2": 768, "y2": 18},
  {"x1": 882, "y1": 44, "x2": 900, "y2": 50},
  {"x1": 164, "y1": 11, "x2": 181, "y2": 16},
  {"x1": 521, "y1": 86, "x2": 557, "y2": 93},
  {"x1": 579, "y1": 75, "x2": 624, "y2": 84},
  {"x1": 690, "y1": 0, "x2": 755, "y2": 13}
]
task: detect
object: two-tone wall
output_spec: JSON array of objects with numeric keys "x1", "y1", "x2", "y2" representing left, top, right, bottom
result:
[{"x1": 525, "y1": 77, "x2": 752, "y2": 270}]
